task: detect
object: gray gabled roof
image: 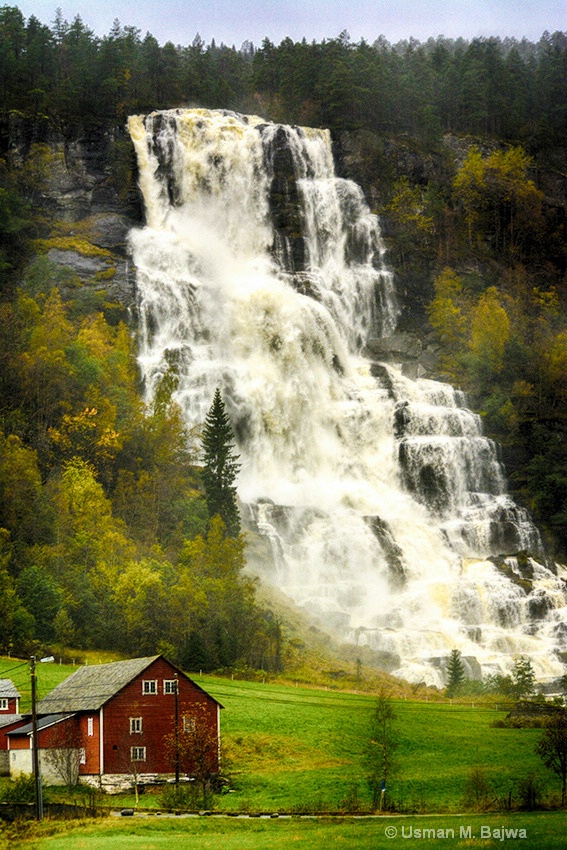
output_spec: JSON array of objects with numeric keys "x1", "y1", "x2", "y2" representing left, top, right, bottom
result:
[
  {"x1": 7, "y1": 713, "x2": 75, "y2": 737},
  {"x1": 36, "y1": 656, "x2": 161, "y2": 714},
  {"x1": 0, "y1": 679, "x2": 20, "y2": 699},
  {"x1": 0, "y1": 714, "x2": 23, "y2": 730}
]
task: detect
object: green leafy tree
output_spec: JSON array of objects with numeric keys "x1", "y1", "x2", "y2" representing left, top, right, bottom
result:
[
  {"x1": 536, "y1": 709, "x2": 567, "y2": 807},
  {"x1": 452, "y1": 147, "x2": 488, "y2": 245},
  {"x1": 0, "y1": 186, "x2": 33, "y2": 279},
  {"x1": 469, "y1": 286, "x2": 511, "y2": 376},
  {"x1": 365, "y1": 690, "x2": 398, "y2": 811},
  {"x1": 113, "y1": 558, "x2": 180, "y2": 655},
  {"x1": 484, "y1": 673, "x2": 514, "y2": 697},
  {"x1": 427, "y1": 268, "x2": 468, "y2": 374},
  {"x1": 201, "y1": 388, "x2": 241, "y2": 538},
  {"x1": 38, "y1": 457, "x2": 134, "y2": 645},
  {"x1": 113, "y1": 392, "x2": 201, "y2": 556},
  {"x1": 0, "y1": 432, "x2": 45, "y2": 546},
  {"x1": 16, "y1": 565, "x2": 62, "y2": 642},
  {"x1": 17, "y1": 289, "x2": 77, "y2": 448},
  {"x1": 162, "y1": 701, "x2": 220, "y2": 807},
  {"x1": 178, "y1": 515, "x2": 258, "y2": 670},
  {"x1": 453, "y1": 145, "x2": 545, "y2": 256},
  {"x1": 445, "y1": 648, "x2": 466, "y2": 698},
  {"x1": 0, "y1": 529, "x2": 34, "y2": 653}
]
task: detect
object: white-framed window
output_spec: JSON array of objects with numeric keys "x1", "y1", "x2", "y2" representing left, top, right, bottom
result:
[
  {"x1": 0, "y1": 699, "x2": 8, "y2": 711},
  {"x1": 87, "y1": 717, "x2": 94, "y2": 737},
  {"x1": 130, "y1": 717, "x2": 143, "y2": 734},
  {"x1": 79, "y1": 748, "x2": 86, "y2": 765},
  {"x1": 131, "y1": 746, "x2": 146, "y2": 762},
  {"x1": 163, "y1": 679, "x2": 177, "y2": 694},
  {"x1": 183, "y1": 716, "x2": 196, "y2": 733},
  {"x1": 142, "y1": 679, "x2": 158, "y2": 695}
]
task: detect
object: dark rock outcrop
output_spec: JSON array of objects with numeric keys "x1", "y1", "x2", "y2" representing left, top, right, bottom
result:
[
  {"x1": 6, "y1": 117, "x2": 141, "y2": 309},
  {"x1": 364, "y1": 332, "x2": 440, "y2": 378},
  {"x1": 260, "y1": 124, "x2": 307, "y2": 272},
  {"x1": 364, "y1": 515, "x2": 407, "y2": 587}
]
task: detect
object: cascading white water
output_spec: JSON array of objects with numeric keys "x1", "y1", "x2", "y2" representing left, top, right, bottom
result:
[{"x1": 128, "y1": 108, "x2": 567, "y2": 688}]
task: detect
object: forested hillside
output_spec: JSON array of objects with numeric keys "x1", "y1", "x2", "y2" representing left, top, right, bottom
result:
[{"x1": 0, "y1": 5, "x2": 566, "y2": 666}]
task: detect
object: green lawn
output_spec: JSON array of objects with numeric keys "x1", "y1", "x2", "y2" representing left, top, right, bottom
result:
[
  {"x1": 191, "y1": 676, "x2": 553, "y2": 813},
  {"x1": 14, "y1": 812, "x2": 567, "y2": 850},
  {"x1": 0, "y1": 656, "x2": 84, "y2": 712},
  {"x1": 0, "y1": 660, "x2": 560, "y2": 816}
]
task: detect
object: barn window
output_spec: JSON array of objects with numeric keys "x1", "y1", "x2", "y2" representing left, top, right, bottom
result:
[
  {"x1": 0, "y1": 699, "x2": 8, "y2": 711},
  {"x1": 130, "y1": 717, "x2": 143, "y2": 734},
  {"x1": 131, "y1": 746, "x2": 146, "y2": 762},
  {"x1": 87, "y1": 717, "x2": 94, "y2": 736},
  {"x1": 163, "y1": 679, "x2": 177, "y2": 694},
  {"x1": 183, "y1": 716, "x2": 196, "y2": 733},
  {"x1": 142, "y1": 679, "x2": 158, "y2": 695}
]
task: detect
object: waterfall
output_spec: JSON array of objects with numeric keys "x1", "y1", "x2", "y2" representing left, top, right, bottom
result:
[{"x1": 128, "y1": 108, "x2": 567, "y2": 688}]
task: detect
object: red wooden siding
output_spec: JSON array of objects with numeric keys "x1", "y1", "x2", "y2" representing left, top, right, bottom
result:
[
  {"x1": 101, "y1": 658, "x2": 219, "y2": 775},
  {"x1": 0, "y1": 718, "x2": 25, "y2": 751},
  {"x1": 8, "y1": 715, "x2": 82, "y2": 751},
  {"x1": 79, "y1": 713, "x2": 100, "y2": 775}
]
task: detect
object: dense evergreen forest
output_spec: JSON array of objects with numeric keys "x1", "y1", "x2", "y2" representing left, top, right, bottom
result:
[
  {"x1": 0, "y1": 5, "x2": 566, "y2": 669},
  {"x1": 0, "y1": 7, "x2": 565, "y2": 145}
]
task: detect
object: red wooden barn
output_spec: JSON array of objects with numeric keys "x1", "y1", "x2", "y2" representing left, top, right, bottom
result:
[{"x1": 7, "y1": 656, "x2": 222, "y2": 791}]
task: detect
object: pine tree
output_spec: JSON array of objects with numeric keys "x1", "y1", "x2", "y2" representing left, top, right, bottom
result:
[
  {"x1": 445, "y1": 648, "x2": 465, "y2": 697},
  {"x1": 512, "y1": 656, "x2": 536, "y2": 699},
  {"x1": 201, "y1": 388, "x2": 241, "y2": 537}
]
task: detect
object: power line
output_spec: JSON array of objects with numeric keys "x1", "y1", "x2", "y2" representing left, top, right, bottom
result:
[{"x1": 0, "y1": 660, "x2": 30, "y2": 679}]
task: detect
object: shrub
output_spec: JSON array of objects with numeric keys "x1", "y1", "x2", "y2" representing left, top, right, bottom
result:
[
  {"x1": 160, "y1": 781, "x2": 201, "y2": 811},
  {"x1": 1, "y1": 775, "x2": 37, "y2": 803},
  {"x1": 517, "y1": 773, "x2": 543, "y2": 810},
  {"x1": 462, "y1": 767, "x2": 495, "y2": 811}
]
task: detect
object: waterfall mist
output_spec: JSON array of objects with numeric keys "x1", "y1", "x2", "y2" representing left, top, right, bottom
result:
[{"x1": 128, "y1": 108, "x2": 567, "y2": 688}]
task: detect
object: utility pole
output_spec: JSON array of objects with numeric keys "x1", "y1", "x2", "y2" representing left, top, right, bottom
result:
[
  {"x1": 174, "y1": 673, "x2": 179, "y2": 787},
  {"x1": 30, "y1": 656, "x2": 43, "y2": 820}
]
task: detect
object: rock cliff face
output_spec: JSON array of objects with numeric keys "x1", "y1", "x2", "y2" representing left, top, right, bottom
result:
[
  {"x1": 4, "y1": 118, "x2": 142, "y2": 308},
  {"x1": 364, "y1": 332, "x2": 440, "y2": 379},
  {"x1": 260, "y1": 123, "x2": 307, "y2": 272}
]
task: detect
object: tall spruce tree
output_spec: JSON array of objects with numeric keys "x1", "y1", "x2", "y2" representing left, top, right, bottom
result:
[
  {"x1": 445, "y1": 648, "x2": 466, "y2": 697},
  {"x1": 201, "y1": 388, "x2": 241, "y2": 537}
]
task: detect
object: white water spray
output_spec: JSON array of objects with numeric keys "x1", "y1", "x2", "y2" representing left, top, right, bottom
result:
[{"x1": 129, "y1": 109, "x2": 567, "y2": 687}]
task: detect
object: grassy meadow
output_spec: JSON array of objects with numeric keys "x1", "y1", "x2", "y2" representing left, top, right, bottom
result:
[
  {"x1": 0, "y1": 657, "x2": 559, "y2": 813},
  {"x1": 12, "y1": 812, "x2": 567, "y2": 850},
  {"x1": 2, "y1": 656, "x2": 566, "y2": 848},
  {"x1": 194, "y1": 676, "x2": 554, "y2": 813}
]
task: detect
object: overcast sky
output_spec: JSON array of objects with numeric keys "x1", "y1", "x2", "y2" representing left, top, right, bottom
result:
[{"x1": 13, "y1": 1, "x2": 566, "y2": 47}]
